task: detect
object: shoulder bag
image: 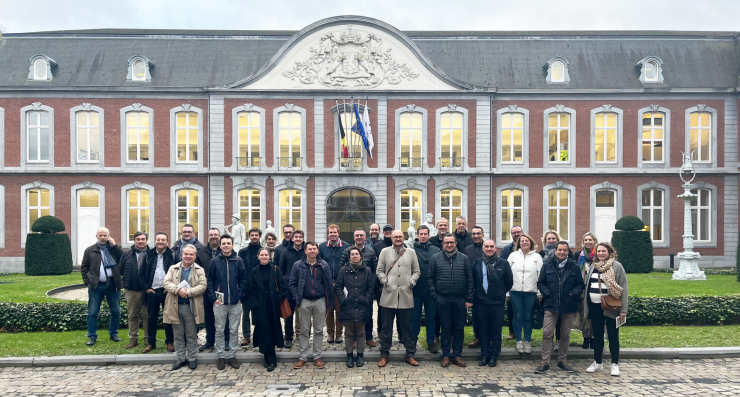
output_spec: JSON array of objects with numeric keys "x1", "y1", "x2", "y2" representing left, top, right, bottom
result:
[
  {"x1": 598, "y1": 272, "x2": 623, "y2": 311},
  {"x1": 275, "y1": 266, "x2": 292, "y2": 319}
]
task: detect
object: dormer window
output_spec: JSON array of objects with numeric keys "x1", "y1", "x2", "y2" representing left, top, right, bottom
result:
[
  {"x1": 545, "y1": 57, "x2": 570, "y2": 84},
  {"x1": 637, "y1": 56, "x2": 664, "y2": 83},
  {"x1": 127, "y1": 56, "x2": 153, "y2": 82},
  {"x1": 28, "y1": 55, "x2": 56, "y2": 81}
]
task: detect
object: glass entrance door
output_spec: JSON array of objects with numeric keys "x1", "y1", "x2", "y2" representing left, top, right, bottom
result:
[{"x1": 326, "y1": 188, "x2": 376, "y2": 242}]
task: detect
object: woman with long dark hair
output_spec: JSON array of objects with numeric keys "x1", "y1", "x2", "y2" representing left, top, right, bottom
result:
[{"x1": 576, "y1": 232, "x2": 598, "y2": 349}]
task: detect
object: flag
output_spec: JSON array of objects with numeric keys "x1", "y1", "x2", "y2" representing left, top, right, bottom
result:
[
  {"x1": 362, "y1": 104, "x2": 374, "y2": 158},
  {"x1": 338, "y1": 107, "x2": 348, "y2": 158},
  {"x1": 351, "y1": 104, "x2": 372, "y2": 159}
]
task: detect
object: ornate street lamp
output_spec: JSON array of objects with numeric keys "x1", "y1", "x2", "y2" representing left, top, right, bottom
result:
[{"x1": 673, "y1": 151, "x2": 706, "y2": 280}]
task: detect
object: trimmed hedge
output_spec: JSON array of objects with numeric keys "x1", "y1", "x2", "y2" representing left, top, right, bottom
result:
[
  {"x1": 31, "y1": 216, "x2": 66, "y2": 233},
  {"x1": 614, "y1": 215, "x2": 645, "y2": 232},
  {"x1": 612, "y1": 216, "x2": 654, "y2": 273},
  {"x1": 737, "y1": 235, "x2": 740, "y2": 282},
  {"x1": 24, "y1": 233, "x2": 73, "y2": 276}
]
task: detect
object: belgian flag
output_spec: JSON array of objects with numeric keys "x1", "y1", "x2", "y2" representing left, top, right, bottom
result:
[{"x1": 338, "y1": 107, "x2": 349, "y2": 157}]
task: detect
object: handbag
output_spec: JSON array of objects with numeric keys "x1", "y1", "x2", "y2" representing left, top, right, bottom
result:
[
  {"x1": 598, "y1": 272, "x2": 623, "y2": 311},
  {"x1": 275, "y1": 267, "x2": 292, "y2": 319},
  {"x1": 531, "y1": 299, "x2": 544, "y2": 330}
]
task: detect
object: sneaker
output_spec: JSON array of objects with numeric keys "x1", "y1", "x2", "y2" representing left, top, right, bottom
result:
[
  {"x1": 523, "y1": 341, "x2": 532, "y2": 354},
  {"x1": 557, "y1": 361, "x2": 575, "y2": 373},
  {"x1": 586, "y1": 361, "x2": 603, "y2": 373},
  {"x1": 86, "y1": 337, "x2": 97, "y2": 347},
  {"x1": 516, "y1": 341, "x2": 524, "y2": 353},
  {"x1": 611, "y1": 363, "x2": 620, "y2": 376},
  {"x1": 534, "y1": 363, "x2": 550, "y2": 373}
]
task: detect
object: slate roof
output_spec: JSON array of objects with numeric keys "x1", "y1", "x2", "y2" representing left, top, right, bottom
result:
[{"x1": 1, "y1": 27, "x2": 737, "y2": 90}]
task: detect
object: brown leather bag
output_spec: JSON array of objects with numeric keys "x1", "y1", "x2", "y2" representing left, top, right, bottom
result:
[
  {"x1": 275, "y1": 267, "x2": 292, "y2": 319},
  {"x1": 598, "y1": 272, "x2": 623, "y2": 311}
]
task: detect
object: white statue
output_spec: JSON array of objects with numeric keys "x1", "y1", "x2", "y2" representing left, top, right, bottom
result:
[
  {"x1": 224, "y1": 214, "x2": 246, "y2": 252},
  {"x1": 407, "y1": 220, "x2": 417, "y2": 246},
  {"x1": 421, "y1": 213, "x2": 438, "y2": 237},
  {"x1": 261, "y1": 220, "x2": 276, "y2": 246}
]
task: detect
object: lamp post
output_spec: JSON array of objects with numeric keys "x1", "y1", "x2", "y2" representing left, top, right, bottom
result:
[{"x1": 673, "y1": 151, "x2": 706, "y2": 280}]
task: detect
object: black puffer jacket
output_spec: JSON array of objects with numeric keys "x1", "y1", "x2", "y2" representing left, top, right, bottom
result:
[
  {"x1": 120, "y1": 247, "x2": 149, "y2": 291},
  {"x1": 464, "y1": 242, "x2": 484, "y2": 265},
  {"x1": 537, "y1": 256, "x2": 584, "y2": 314},
  {"x1": 172, "y1": 238, "x2": 206, "y2": 263},
  {"x1": 373, "y1": 237, "x2": 393, "y2": 258},
  {"x1": 427, "y1": 250, "x2": 474, "y2": 303},
  {"x1": 339, "y1": 244, "x2": 379, "y2": 290},
  {"x1": 412, "y1": 240, "x2": 441, "y2": 296},
  {"x1": 334, "y1": 263, "x2": 375, "y2": 323},
  {"x1": 278, "y1": 244, "x2": 306, "y2": 290},
  {"x1": 454, "y1": 230, "x2": 474, "y2": 251}
]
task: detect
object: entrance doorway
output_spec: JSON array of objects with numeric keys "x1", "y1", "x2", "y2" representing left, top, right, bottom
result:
[
  {"x1": 326, "y1": 188, "x2": 376, "y2": 242},
  {"x1": 594, "y1": 189, "x2": 617, "y2": 243},
  {"x1": 77, "y1": 189, "x2": 100, "y2": 263}
]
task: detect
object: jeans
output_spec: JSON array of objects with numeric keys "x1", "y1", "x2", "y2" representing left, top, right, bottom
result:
[
  {"x1": 542, "y1": 311, "x2": 575, "y2": 364},
  {"x1": 204, "y1": 295, "x2": 229, "y2": 345},
  {"x1": 436, "y1": 295, "x2": 466, "y2": 359},
  {"x1": 379, "y1": 307, "x2": 415, "y2": 359},
  {"x1": 588, "y1": 300, "x2": 620, "y2": 364},
  {"x1": 146, "y1": 289, "x2": 174, "y2": 347},
  {"x1": 86, "y1": 284, "x2": 121, "y2": 339},
  {"x1": 124, "y1": 289, "x2": 148, "y2": 341},
  {"x1": 297, "y1": 297, "x2": 326, "y2": 361},
  {"x1": 509, "y1": 291, "x2": 536, "y2": 342},
  {"x1": 173, "y1": 303, "x2": 198, "y2": 363},
  {"x1": 477, "y1": 303, "x2": 504, "y2": 359},
  {"x1": 214, "y1": 303, "x2": 241, "y2": 359},
  {"x1": 412, "y1": 295, "x2": 437, "y2": 345}
]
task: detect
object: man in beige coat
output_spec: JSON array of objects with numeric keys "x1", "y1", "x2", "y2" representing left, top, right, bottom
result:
[
  {"x1": 376, "y1": 230, "x2": 420, "y2": 367},
  {"x1": 163, "y1": 244, "x2": 207, "y2": 370}
]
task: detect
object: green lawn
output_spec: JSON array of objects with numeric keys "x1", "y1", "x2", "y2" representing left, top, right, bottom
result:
[
  {"x1": 0, "y1": 273, "x2": 83, "y2": 303},
  {"x1": 626, "y1": 273, "x2": 740, "y2": 296},
  {"x1": 0, "y1": 329, "x2": 170, "y2": 357}
]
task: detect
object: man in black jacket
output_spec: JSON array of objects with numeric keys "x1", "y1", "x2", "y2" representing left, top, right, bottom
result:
[
  {"x1": 428, "y1": 218, "x2": 449, "y2": 250},
  {"x1": 338, "y1": 229, "x2": 379, "y2": 347},
  {"x1": 372, "y1": 224, "x2": 394, "y2": 258},
  {"x1": 196, "y1": 227, "x2": 228, "y2": 351},
  {"x1": 412, "y1": 225, "x2": 441, "y2": 353},
  {"x1": 138, "y1": 232, "x2": 175, "y2": 353},
  {"x1": 237, "y1": 227, "x2": 263, "y2": 346},
  {"x1": 473, "y1": 239, "x2": 513, "y2": 367},
  {"x1": 453, "y1": 216, "x2": 474, "y2": 251},
  {"x1": 81, "y1": 227, "x2": 123, "y2": 347},
  {"x1": 535, "y1": 241, "x2": 584, "y2": 374},
  {"x1": 119, "y1": 231, "x2": 149, "y2": 349},
  {"x1": 278, "y1": 229, "x2": 306, "y2": 347},
  {"x1": 319, "y1": 224, "x2": 350, "y2": 343},
  {"x1": 427, "y1": 233, "x2": 474, "y2": 368},
  {"x1": 273, "y1": 224, "x2": 294, "y2": 271},
  {"x1": 464, "y1": 226, "x2": 485, "y2": 348},
  {"x1": 172, "y1": 224, "x2": 205, "y2": 263}
]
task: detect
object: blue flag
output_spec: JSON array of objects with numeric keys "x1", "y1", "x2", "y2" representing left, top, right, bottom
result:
[{"x1": 351, "y1": 104, "x2": 371, "y2": 158}]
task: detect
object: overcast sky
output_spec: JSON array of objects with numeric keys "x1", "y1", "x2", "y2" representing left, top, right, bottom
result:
[{"x1": 1, "y1": 0, "x2": 739, "y2": 33}]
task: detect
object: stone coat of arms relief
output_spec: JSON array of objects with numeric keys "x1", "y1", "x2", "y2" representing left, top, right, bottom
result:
[{"x1": 282, "y1": 25, "x2": 419, "y2": 88}]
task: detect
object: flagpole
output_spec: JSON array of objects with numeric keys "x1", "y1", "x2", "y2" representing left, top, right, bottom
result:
[{"x1": 350, "y1": 96, "x2": 356, "y2": 160}]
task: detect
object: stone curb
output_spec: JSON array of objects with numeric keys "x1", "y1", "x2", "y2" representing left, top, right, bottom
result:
[
  {"x1": 2, "y1": 346, "x2": 738, "y2": 367},
  {"x1": 45, "y1": 283, "x2": 86, "y2": 298}
]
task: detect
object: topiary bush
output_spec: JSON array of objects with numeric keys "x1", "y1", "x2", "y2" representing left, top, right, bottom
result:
[
  {"x1": 24, "y1": 216, "x2": 73, "y2": 276},
  {"x1": 612, "y1": 216, "x2": 654, "y2": 273}
]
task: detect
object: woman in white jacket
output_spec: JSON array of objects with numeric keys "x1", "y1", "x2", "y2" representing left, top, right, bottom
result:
[{"x1": 507, "y1": 233, "x2": 543, "y2": 354}]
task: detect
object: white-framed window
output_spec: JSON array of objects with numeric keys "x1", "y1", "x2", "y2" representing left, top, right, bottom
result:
[
  {"x1": 76, "y1": 111, "x2": 100, "y2": 162},
  {"x1": 400, "y1": 112, "x2": 423, "y2": 169},
  {"x1": 637, "y1": 56, "x2": 664, "y2": 83},
  {"x1": 546, "y1": 57, "x2": 570, "y2": 83},
  {"x1": 500, "y1": 189, "x2": 523, "y2": 241},
  {"x1": 689, "y1": 111, "x2": 711, "y2": 162},
  {"x1": 238, "y1": 111, "x2": 261, "y2": 168},
  {"x1": 546, "y1": 188, "x2": 570, "y2": 241},
  {"x1": 641, "y1": 188, "x2": 664, "y2": 242},
  {"x1": 690, "y1": 188, "x2": 711, "y2": 242},
  {"x1": 279, "y1": 189, "x2": 302, "y2": 231},
  {"x1": 645, "y1": 61, "x2": 659, "y2": 82},
  {"x1": 26, "y1": 111, "x2": 51, "y2": 162},
  {"x1": 127, "y1": 56, "x2": 153, "y2": 82},
  {"x1": 238, "y1": 189, "x2": 261, "y2": 230},
  {"x1": 132, "y1": 60, "x2": 146, "y2": 81},
  {"x1": 439, "y1": 111, "x2": 463, "y2": 169},
  {"x1": 642, "y1": 112, "x2": 665, "y2": 163},
  {"x1": 278, "y1": 112, "x2": 302, "y2": 169},
  {"x1": 400, "y1": 189, "x2": 423, "y2": 239},
  {"x1": 501, "y1": 112, "x2": 524, "y2": 163},
  {"x1": 548, "y1": 113, "x2": 570, "y2": 163},
  {"x1": 27, "y1": 188, "x2": 50, "y2": 233},
  {"x1": 28, "y1": 55, "x2": 55, "y2": 81},
  {"x1": 126, "y1": 111, "x2": 150, "y2": 163},
  {"x1": 337, "y1": 107, "x2": 364, "y2": 170},
  {"x1": 440, "y1": 189, "x2": 463, "y2": 221},
  {"x1": 126, "y1": 188, "x2": 150, "y2": 243},
  {"x1": 176, "y1": 189, "x2": 199, "y2": 240},
  {"x1": 33, "y1": 59, "x2": 48, "y2": 80},
  {"x1": 176, "y1": 112, "x2": 198, "y2": 163},
  {"x1": 594, "y1": 112, "x2": 617, "y2": 163}
]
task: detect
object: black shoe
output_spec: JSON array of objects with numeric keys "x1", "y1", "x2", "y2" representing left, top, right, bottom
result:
[
  {"x1": 356, "y1": 353, "x2": 365, "y2": 367},
  {"x1": 284, "y1": 339, "x2": 293, "y2": 349},
  {"x1": 189, "y1": 360, "x2": 197, "y2": 370},
  {"x1": 110, "y1": 335, "x2": 122, "y2": 342},
  {"x1": 347, "y1": 353, "x2": 355, "y2": 368},
  {"x1": 225, "y1": 346, "x2": 230, "y2": 352},
  {"x1": 488, "y1": 358, "x2": 498, "y2": 367},
  {"x1": 582, "y1": 338, "x2": 590, "y2": 349},
  {"x1": 535, "y1": 363, "x2": 550, "y2": 373},
  {"x1": 557, "y1": 361, "x2": 575, "y2": 373},
  {"x1": 199, "y1": 342, "x2": 214, "y2": 351},
  {"x1": 86, "y1": 337, "x2": 97, "y2": 346},
  {"x1": 267, "y1": 363, "x2": 276, "y2": 372},
  {"x1": 479, "y1": 357, "x2": 489, "y2": 366},
  {"x1": 217, "y1": 358, "x2": 226, "y2": 370},
  {"x1": 172, "y1": 361, "x2": 186, "y2": 370}
]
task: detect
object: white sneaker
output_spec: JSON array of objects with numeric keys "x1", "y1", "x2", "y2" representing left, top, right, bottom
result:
[
  {"x1": 523, "y1": 341, "x2": 532, "y2": 354},
  {"x1": 516, "y1": 341, "x2": 524, "y2": 353},
  {"x1": 611, "y1": 363, "x2": 620, "y2": 376},
  {"x1": 586, "y1": 361, "x2": 603, "y2": 373}
]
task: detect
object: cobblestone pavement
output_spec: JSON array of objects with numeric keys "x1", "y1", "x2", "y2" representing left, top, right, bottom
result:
[{"x1": 1, "y1": 358, "x2": 738, "y2": 396}]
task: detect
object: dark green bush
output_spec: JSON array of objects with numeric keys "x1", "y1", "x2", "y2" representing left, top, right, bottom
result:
[
  {"x1": 614, "y1": 216, "x2": 645, "y2": 232},
  {"x1": 737, "y1": 235, "x2": 740, "y2": 283},
  {"x1": 31, "y1": 216, "x2": 66, "y2": 233},
  {"x1": 24, "y1": 234, "x2": 73, "y2": 276}
]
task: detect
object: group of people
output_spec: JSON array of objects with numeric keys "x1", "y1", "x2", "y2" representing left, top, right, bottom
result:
[{"x1": 80, "y1": 215, "x2": 628, "y2": 375}]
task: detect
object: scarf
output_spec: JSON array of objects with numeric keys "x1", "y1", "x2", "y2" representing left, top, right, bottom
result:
[
  {"x1": 350, "y1": 261, "x2": 363, "y2": 271},
  {"x1": 594, "y1": 258, "x2": 623, "y2": 298},
  {"x1": 264, "y1": 245, "x2": 276, "y2": 262},
  {"x1": 577, "y1": 247, "x2": 596, "y2": 272},
  {"x1": 445, "y1": 248, "x2": 458, "y2": 260},
  {"x1": 181, "y1": 237, "x2": 197, "y2": 245},
  {"x1": 97, "y1": 243, "x2": 116, "y2": 279},
  {"x1": 483, "y1": 254, "x2": 499, "y2": 267},
  {"x1": 558, "y1": 258, "x2": 568, "y2": 269},
  {"x1": 133, "y1": 246, "x2": 147, "y2": 268},
  {"x1": 542, "y1": 243, "x2": 557, "y2": 260}
]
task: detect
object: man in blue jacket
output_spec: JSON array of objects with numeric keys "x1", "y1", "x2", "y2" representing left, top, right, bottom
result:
[
  {"x1": 535, "y1": 241, "x2": 584, "y2": 374},
  {"x1": 207, "y1": 235, "x2": 247, "y2": 371},
  {"x1": 318, "y1": 224, "x2": 349, "y2": 343}
]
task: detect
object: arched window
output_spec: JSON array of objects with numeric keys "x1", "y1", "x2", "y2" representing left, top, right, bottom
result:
[
  {"x1": 551, "y1": 61, "x2": 564, "y2": 82},
  {"x1": 500, "y1": 189, "x2": 523, "y2": 241},
  {"x1": 238, "y1": 189, "x2": 261, "y2": 230},
  {"x1": 645, "y1": 61, "x2": 659, "y2": 81},
  {"x1": 326, "y1": 188, "x2": 376, "y2": 242},
  {"x1": 132, "y1": 60, "x2": 146, "y2": 81},
  {"x1": 33, "y1": 59, "x2": 48, "y2": 80}
]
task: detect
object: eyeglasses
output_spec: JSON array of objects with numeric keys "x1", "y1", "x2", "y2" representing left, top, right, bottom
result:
[{"x1": 443, "y1": 241, "x2": 456, "y2": 245}]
